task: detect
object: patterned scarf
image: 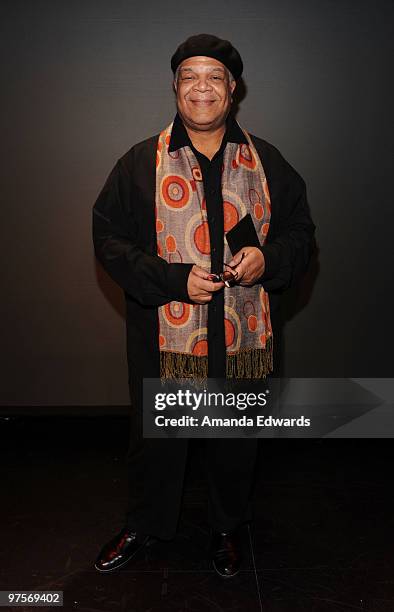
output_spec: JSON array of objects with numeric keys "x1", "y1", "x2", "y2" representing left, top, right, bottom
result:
[{"x1": 155, "y1": 120, "x2": 273, "y2": 379}]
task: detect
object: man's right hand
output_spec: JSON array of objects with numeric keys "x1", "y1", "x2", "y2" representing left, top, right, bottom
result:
[{"x1": 187, "y1": 265, "x2": 224, "y2": 304}]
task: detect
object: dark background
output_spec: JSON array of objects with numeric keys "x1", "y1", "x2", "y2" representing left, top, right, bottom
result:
[{"x1": 1, "y1": 0, "x2": 393, "y2": 409}]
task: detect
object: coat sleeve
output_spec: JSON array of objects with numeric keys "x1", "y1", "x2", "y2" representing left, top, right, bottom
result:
[
  {"x1": 259, "y1": 159, "x2": 316, "y2": 293},
  {"x1": 92, "y1": 157, "x2": 193, "y2": 306}
]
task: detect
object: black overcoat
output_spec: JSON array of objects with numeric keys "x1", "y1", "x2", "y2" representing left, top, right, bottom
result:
[{"x1": 92, "y1": 129, "x2": 315, "y2": 388}]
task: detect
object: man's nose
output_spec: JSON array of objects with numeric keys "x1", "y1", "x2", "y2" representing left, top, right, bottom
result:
[{"x1": 193, "y1": 78, "x2": 212, "y2": 91}]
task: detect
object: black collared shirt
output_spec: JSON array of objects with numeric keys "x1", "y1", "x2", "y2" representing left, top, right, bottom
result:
[{"x1": 168, "y1": 112, "x2": 248, "y2": 376}]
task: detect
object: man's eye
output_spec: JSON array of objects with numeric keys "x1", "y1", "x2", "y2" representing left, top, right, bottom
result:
[{"x1": 211, "y1": 76, "x2": 223, "y2": 81}]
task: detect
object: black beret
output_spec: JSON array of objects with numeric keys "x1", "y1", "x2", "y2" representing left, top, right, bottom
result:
[{"x1": 171, "y1": 33, "x2": 243, "y2": 81}]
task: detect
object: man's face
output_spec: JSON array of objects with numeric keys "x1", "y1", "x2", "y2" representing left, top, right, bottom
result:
[{"x1": 174, "y1": 56, "x2": 236, "y2": 132}]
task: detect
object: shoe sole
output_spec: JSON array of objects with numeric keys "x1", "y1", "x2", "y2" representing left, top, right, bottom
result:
[
  {"x1": 94, "y1": 536, "x2": 151, "y2": 573},
  {"x1": 212, "y1": 559, "x2": 241, "y2": 578}
]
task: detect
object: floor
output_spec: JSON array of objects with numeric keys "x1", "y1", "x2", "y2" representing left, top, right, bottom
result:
[{"x1": 1, "y1": 415, "x2": 394, "y2": 611}]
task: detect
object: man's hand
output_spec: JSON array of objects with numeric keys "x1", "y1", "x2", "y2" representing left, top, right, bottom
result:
[
  {"x1": 187, "y1": 265, "x2": 224, "y2": 304},
  {"x1": 227, "y1": 247, "x2": 265, "y2": 286}
]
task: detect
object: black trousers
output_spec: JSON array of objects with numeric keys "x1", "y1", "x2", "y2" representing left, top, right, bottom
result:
[{"x1": 124, "y1": 380, "x2": 258, "y2": 540}]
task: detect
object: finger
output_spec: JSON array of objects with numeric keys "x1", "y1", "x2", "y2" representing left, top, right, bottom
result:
[
  {"x1": 211, "y1": 281, "x2": 225, "y2": 292},
  {"x1": 196, "y1": 278, "x2": 224, "y2": 293},
  {"x1": 194, "y1": 292, "x2": 213, "y2": 304},
  {"x1": 191, "y1": 265, "x2": 212, "y2": 280},
  {"x1": 232, "y1": 262, "x2": 247, "y2": 281},
  {"x1": 227, "y1": 249, "x2": 245, "y2": 268}
]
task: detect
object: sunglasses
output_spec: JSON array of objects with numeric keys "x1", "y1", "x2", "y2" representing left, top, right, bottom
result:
[{"x1": 210, "y1": 252, "x2": 246, "y2": 287}]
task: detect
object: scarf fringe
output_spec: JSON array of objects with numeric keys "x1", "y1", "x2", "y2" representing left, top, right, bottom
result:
[
  {"x1": 160, "y1": 351, "x2": 208, "y2": 381},
  {"x1": 226, "y1": 336, "x2": 273, "y2": 379},
  {"x1": 160, "y1": 337, "x2": 273, "y2": 381}
]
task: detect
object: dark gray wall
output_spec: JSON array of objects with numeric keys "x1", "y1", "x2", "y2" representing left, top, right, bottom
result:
[{"x1": 1, "y1": 0, "x2": 393, "y2": 407}]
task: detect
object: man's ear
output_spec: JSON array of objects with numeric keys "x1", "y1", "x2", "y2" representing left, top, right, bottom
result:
[
  {"x1": 173, "y1": 79, "x2": 177, "y2": 93},
  {"x1": 230, "y1": 80, "x2": 236, "y2": 95}
]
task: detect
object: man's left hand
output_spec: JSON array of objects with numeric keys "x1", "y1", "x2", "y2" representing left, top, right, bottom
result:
[{"x1": 227, "y1": 246, "x2": 265, "y2": 286}]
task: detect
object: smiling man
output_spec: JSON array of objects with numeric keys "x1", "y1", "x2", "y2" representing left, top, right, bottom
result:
[{"x1": 92, "y1": 34, "x2": 315, "y2": 578}]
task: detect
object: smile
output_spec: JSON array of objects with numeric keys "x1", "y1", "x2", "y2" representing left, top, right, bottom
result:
[{"x1": 190, "y1": 100, "x2": 216, "y2": 105}]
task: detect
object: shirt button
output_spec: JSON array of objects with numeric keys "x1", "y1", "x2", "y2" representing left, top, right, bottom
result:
[
  {"x1": 212, "y1": 247, "x2": 216, "y2": 254},
  {"x1": 210, "y1": 188, "x2": 216, "y2": 195}
]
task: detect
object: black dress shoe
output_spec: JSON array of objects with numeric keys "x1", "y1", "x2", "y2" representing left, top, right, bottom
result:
[
  {"x1": 94, "y1": 527, "x2": 150, "y2": 572},
  {"x1": 211, "y1": 530, "x2": 242, "y2": 577}
]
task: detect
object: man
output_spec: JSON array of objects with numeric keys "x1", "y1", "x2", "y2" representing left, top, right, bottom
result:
[{"x1": 92, "y1": 34, "x2": 315, "y2": 577}]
